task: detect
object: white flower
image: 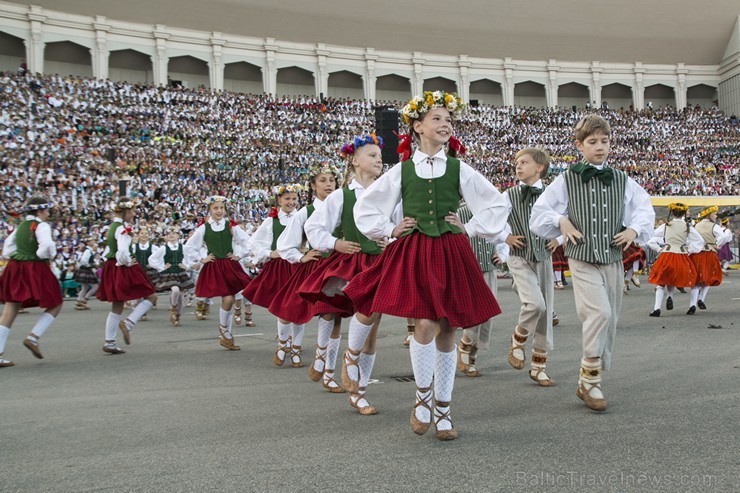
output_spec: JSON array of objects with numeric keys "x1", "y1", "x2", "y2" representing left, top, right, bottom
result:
[
  {"x1": 447, "y1": 101, "x2": 458, "y2": 111},
  {"x1": 432, "y1": 91, "x2": 443, "y2": 101}
]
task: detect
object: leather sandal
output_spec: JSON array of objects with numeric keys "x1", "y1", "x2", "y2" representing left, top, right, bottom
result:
[
  {"x1": 349, "y1": 388, "x2": 378, "y2": 415},
  {"x1": 322, "y1": 371, "x2": 346, "y2": 393},
  {"x1": 308, "y1": 346, "x2": 326, "y2": 381},
  {"x1": 409, "y1": 386, "x2": 432, "y2": 435},
  {"x1": 507, "y1": 327, "x2": 528, "y2": 370},
  {"x1": 273, "y1": 339, "x2": 289, "y2": 365},
  {"x1": 340, "y1": 348, "x2": 361, "y2": 393},
  {"x1": 576, "y1": 381, "x2": 607, "y2": 411},
  {"x1": 434, "y1": 401, "x2": 458, "y2": 441},
  {"x1": 244, "y1": 310, "x2": 256, "y2": 327},
  {"x1": 290, "y1": 346, "x2": 304, "y2": 368},
  {"x1": 233, "y1": 307, "x2": 242, "y2": 326},
  {"x1": 218, "y1": 325, "x2": 240, "y2": 350}
]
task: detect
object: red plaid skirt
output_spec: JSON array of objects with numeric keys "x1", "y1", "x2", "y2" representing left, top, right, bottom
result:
[
  {"x1": 97, "y1": 259, "x2": 155, "y2": 302},
  {"x1": 0, "y1": 260, "x2": 63, "y2": 308},
  {"x1": 268, "y1": 257, "x2": 349, "y2": 323},
  {"x1": 648, "y1": 252, "x2": 697, "y2": 287},
  {"x1": 241, "y1": 258, "x2": 297, "y2": 308},
  {"x1": 298, "y1": 252, "x2": 380, "y2": 314},
  {"x1": 622, "y1": 244, "x2": 645, "y2": 271},
  {"x1": 343, "y1": 233, "x2": 502, "y2": 328},
  {"x1": 690, "y1": 251, "x2": 723, "y2": 287},
  {"x1": 195, "y1": 258, "x2": 252, "y2": 299},
  {"x1": 551, "y1": 245, "x2": 569, "y2": 270}
]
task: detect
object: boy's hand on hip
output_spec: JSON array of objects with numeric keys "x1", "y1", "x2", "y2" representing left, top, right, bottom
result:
[
  {"x1": 613, "y1": 228, "x2": 637, "y2": 250},
  {"x1": 559, "y1": 217, "x2": 583, "y2": 246}
]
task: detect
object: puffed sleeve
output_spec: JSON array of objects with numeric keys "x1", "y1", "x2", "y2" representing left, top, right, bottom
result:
[
  {"x1": 247, "y1": 218, "x2": 274, "y2": 264},
  {"x1": 458, "y1": 161, "x2": 509, "y2": 241},
  {"x1": 277, "y1": 207, "x2": 308, "y2": 263},
  {"x1": 2, "y1": 228, "x2": 17, "y2": 257},
  {"x1": 354, "y1": 164, "x2": 403, "y2": 240},
  {"x1": 34, "y1": 222, "x2": 57, "y2": 260},
  {"x1": 184, "y1": 225, "x2": 206, "y2": 266},
  {"x1": 148, "y1": 244, "x2": 166, "y2": 271},
  {"x1": 115, "y1": 226, "x2": 133, "y2": 266},
  {"x1": 530, "y1": 175, "x2": 568, "y2": 240},
  {"x1": 305, "y1": 190, "x2": 343, "y2": 252}
]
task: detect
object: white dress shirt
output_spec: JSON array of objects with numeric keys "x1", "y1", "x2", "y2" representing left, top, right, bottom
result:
[
  {"x1": 2, "y1": 215, "x2": 56, "y2": 260},
  {"x1": 277, "y1": 198, "x2": 324, "y2": 264},
  {"x1": 247, "y1": 211, "x2": 295, "y2": 264},
  {"x1": 647, "y1": 224, "x2": 704, "y2": 254},
  {"x1": 529, "y1": 163, "x2": 655, "y2": 243},
  {"x1": 354, "y1": 149, "x2": 509, "y2": 241}
]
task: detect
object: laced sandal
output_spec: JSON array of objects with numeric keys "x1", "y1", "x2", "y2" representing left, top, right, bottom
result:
[
  {"x1": 272, "y1": 339, "x2": 289, "y2": 366},
  {"x1": 102, "y1": 341, "x2": 125, "y2": 354},
  {"x1": 169, "y1": 306, "x2": 178, "y2": 326},
  {"x1": 457, "y1": 342, "x2": 481, "y2": 377},
  {"x1": 433, "y1": 401, "x2": 458, "y2": 441},
  {"x1": 244, "y1": 310, "x2": 256, "y2": 327},
  {"x1": 0, "y1": 357, "x2": 15, "y2": 367},
  {"x1": 554, "y1": 282, "x2": 564, "y2": 290},
  {"x1": 118, "y1": 320, "x2": 132, "y2": 345},
  {"x1": 23, "y1": 337, "x2": 43, "y2": 359},
  {"x1": 576, "y1": 381, "x2": 607, "y2": 411},
  {"x1": 409, "y1": 386, "x2": 433, "y2": 435},
  {"x1": 340, "y1": 348, "x2": 361, "y2": 393},
  {"x1": 322, "y1": 371, "x2": 346, "y2": 393},
  {"x1": 507, "y1": 327, "x2": 528, "y2": 370},
  {"x1": 290, "y1": 346, "x2": 304, "y2": 368},
  {"x1": 349, "y1": 388, "x2": 378, "y2": 415},
  {"x1": 529, "y1": 352, "x2": 554, "y2": 386},
  {"x1": 81, "y1": 299, "x2": 91, "y2": 310},
  {"x1": 308, "y1": 346, "x2": 327, "y2": 381},
  {"x1": 195, "y1": 301, "x2": 208, "y2": 320},
  {"x1": 218, "y1": 325, "x2": 240, "y2": 351},
  {"x1": 402, "y1": 324, "x2": 414, "y2": 347},
  {"x1": 74, "y1": 300, "x2": 86, "y2": 310},
  {"x1": 631, "y1": 274, "x2": 641, "y2": 287},
  {"x1": 233, "y1": 307, "x2": 242, "y2": 326}
]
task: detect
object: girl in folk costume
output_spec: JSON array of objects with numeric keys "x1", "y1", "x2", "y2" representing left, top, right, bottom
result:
[
  {"x1": 243, "y1": 184, "x2": 302, "y2": 365},
  {"x1": 344, "y1": 92, "x2": 509, "y2": 439},
  {"x1": 152, "y1": 226, "x2": 194, "y2": 326},
  {"x1": 646, "y1": 203, "x2": 703, "y2": 317},
  {"x1": 73, "y1": 237, "x2": 100, "y2": 310},
  {"x1": 131, "y1": 226, "x2": 161, "y2": 320},
  {"x1": 267, "y1": 162, "x2": 347, "y2": 388},
  {"x1": 0, "y1": 196, "x2": 63, "y2": 366},
  {"x1": 183, "y1": 196, "x2": 252, "y2": 350},
  {"x1": 717, "y1": 218, "x2": 733, "y2": 274},
  {"x1": 621, "y1": 243, "x2": 645, "y2": 294},
  {"x1": 687, "y1": 206, "x2": 732, "y2": 314},
  {"x1": 96, "y1": 198, "x2": 157, "y2": 354},
  {"x1": 551, "y1": 244, "x2": 569, "y2": 289},
  {"x1": 299, "y1": 138, "x2": 387, "y2": 404}
]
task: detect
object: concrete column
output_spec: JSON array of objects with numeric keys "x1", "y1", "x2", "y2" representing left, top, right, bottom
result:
[
  {"x1": 633, "y1": 62, "x2": 646, "y2": 110},
  {"x1": 546, "y1": 60, "x2": 560, "y2": 108},
  {"x1": 590, "y1": 62, "x2": 603, "y2": 108},
  {"x1": 26, "y1": 7, "x2": 46, "y2": 75},
  {"x1": 675, "y1": 63, "x2": 688, "y2": 109},
  {"x1": 364, "y1": 51, "x2": 377, "y2": 102},
  {"x1": 458, "y1": 56, "x2": 471, "y2": 102},
  {"x1": 152, "y1": 26, "x2": 169, "y2": 87},
  {"x1": 92, "y1": 18, "x2": 111, "y2": 80},
  {"x1": 210, "y1": 34, "x2": 225, "y2": 91},
  {"x1": 263, "y1": 39, "x2": 278, "y2": 96}
]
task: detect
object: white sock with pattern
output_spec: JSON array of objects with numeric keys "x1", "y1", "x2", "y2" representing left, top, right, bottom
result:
[
  {"x1": 409, "y1": 338, "x2": 435, "y2": 423},
  {"x1": 105, "y1": 313, "x2": 120, "y2": 342},
  {"x1": 433, "y1": 348, "x2": 456, "y2": 431},
  {"x1": 326, "y1": 336, "x2": 341, "y2": 372},
  {"x1": 30, "y1": 313, "x2": 55, "y2": 340},
  {"x1": 0, "y1": 325, "x2": 9, "y2": 354},
  {"x1": 126, "y1": 299, "x2": 153, "y2": 327}
]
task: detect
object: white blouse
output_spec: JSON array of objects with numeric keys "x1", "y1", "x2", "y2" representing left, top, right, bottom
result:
[
  {"x1": 247, "y1": 210, "x2": 295, "y2": 264},
  {"x1": 2, "y1": 215, "x2": 56, "y2": 260},
  {"x1": 277, "y1": 198, "x2": 324, "y2": 264},
  {"x1": 184, "y1": 218, "x2": 251, "y2": 265}
]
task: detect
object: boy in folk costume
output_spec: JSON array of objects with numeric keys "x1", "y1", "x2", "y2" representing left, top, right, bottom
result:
[
  {"x1": 646, "y1": 203, "x2": 702, "y2": 317},
  {"x1": 530, "y1": 115, "x2": 654, "y2": 411},
  {"x1": 344, "y1": 92, "x2": 509, "y2": 439},
  {"x1": 504, "y1": 148, "x2": 560, "y2": 386},
  {"x1": 184, "y1": 196, "x2": 252, "y2": 350},
  {"x1": 0, "y1": 196, "x2": 63, "y2": 366},
  {"x1": 73, "y1": 237, "x2": 100, "y2": 310},
  {"x1": 687, "y1": 206, "x2": 732, "y2": 314},
  {"x1": 96, "y1": 199, "x2": 158, "y2": 354}
]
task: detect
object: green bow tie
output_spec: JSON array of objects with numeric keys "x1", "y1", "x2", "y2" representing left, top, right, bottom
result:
[
  {"x1": 571, "y1": 161, "x2": 614, "y2": 186},
  {"x1": 520, "y1": 184, "x2": 543, "y2": 201}
]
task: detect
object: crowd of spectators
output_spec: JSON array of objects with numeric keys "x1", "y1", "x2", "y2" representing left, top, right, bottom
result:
[{"x1": 1, "y1": 71, "x2": 738, "y2": 281}]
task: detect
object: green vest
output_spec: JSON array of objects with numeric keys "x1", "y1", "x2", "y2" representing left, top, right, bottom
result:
[
  {"x1": 134, "y1": 243, "x2": 152, "y2": 266},
  {"x1": 401, "y1": 157, "x2": 462, "y2": 237},
  {"x1": 342, "y1": 187, "x2": 381, "y2": 255},
  {"x1": 271, "y1": 217, "x2": 287, "y2": 251},
  {"x1": 204, "y1": 223, "x2": 233, "y2": 259},
  {"x1": 11, "y1": 220, "x2": 41, "y2": 261},
  {"x1": 105, "y1": 222, "x2": 124, "y2": 260},
  {"x1": 164, "y1": 244, "x2": 185, "y2": 273}
]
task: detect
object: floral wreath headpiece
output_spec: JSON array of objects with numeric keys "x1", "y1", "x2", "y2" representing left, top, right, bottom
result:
[
  {"x1": 720, "y1": 217, "x2": 729, "y2": 225},
  {"x1": 204, "y1": 196, "x2": 229, "y2": 205},
  {"x1": 340, "y1": 134, "x2": 384, "y2": 158},
  {"x1": 668, "y1": 203, "x2": 689, "y2": 213},
  {"x1": 26, "y1": 202, "x2": 53, "y2": 212},
  {"x1": 113, "y1": 199, "x2": 138, "y2": 211},
  {"x1": 166, "y1": 226, "x2": 181, "y2": 235},
  {"x1": 401, "y1": 91, "x2": 466, "y2": 125},
  {"x1": 308, "y1": 161, "x2": 342, "y2": 179},
  {"x1": 698, "y1": 206, "x2": 718, "y2": 219},
  {"x1": 273, "y1": 184, "x2": 303, "y2": 195}
]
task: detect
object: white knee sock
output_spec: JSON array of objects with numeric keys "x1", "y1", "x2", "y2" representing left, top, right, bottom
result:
[
  {"x1": 633, "y1": 260, "x2": 640, "y2": 272},
  {"x1": 127, "y1": 299, "x2": 153, "y2": 326},
  {"x1": 220, "y1": 308, "x2": 233, "y2": 338},
  {"x1": 690, "y1": 286, "x2": 700, "y2": 307},
  {"x1": 291, "y1": 324, "x2": 305, "y2": 347},
  {"x1": 434, "y1": 347, "x2": 457, "y2": 403},
  {"x1": 105, "y1": 313, "x2": 120, "y2": 341},
  {"x1": 170, "y1": 287, "x2": 180, "y2": 307},
  {"x1": 666, "y1": 286, "x2": 675, "y2": 297},
  {"x1": 276, "y1": 321, "x2": 291, "y2": 342},
  {"x1": 554, "y1": 271, "x2": 562, "y2": 283},
  {"x1": 625, "y1": 268, "x2": 633, "y2": 281},
  {"x1": 316, "y1": 318, "x2": 333, "y2": 349},
  {"x1": 409, "y1": 338, "x2": 435, "y2": 422},
  {"x1": 0, "y1": 325, "x2": 9, "y2": 354},
  {"x1": 348, "y1": 315, "x2": 372, "y2": 352},
  {"x1": 654, "y1": 286, "x2": 665, "y2": 311},
  {"x1": 358, "y1": 352, "x2": 376, "y2": 388},
  {"x1": 326, "y1": 336, "x2": 341, "y2": 371},
  {"x1": 699, "y1": 286, "x2": 710, "y2": 302},
  {"x1": 31, "y1": 313, "x2": 55, "y2": 339}
]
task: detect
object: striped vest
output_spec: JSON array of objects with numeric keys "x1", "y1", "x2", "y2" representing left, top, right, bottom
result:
[
  {"x1": 508, "y1": 185, "x2": 549, "y2": 262},
  {"x1": 458, "y1": 205, "x2": 494, "y2": 273},
  {"x1": 563, "y1": 167, "x2": 627, "y2": 264}
]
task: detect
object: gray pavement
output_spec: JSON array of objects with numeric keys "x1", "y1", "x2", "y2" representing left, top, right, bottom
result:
[{"x1": 1, "y1": 275, "x2": 738, "y2": 493}]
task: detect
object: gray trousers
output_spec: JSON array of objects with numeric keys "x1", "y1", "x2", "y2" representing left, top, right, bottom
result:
[
  {"x1": 568, "y1": 258, "x2": 623, "y2": 370},
  {"x1": 508, "y1": 256, "x2": 554, "y2": 351},
  {"x1": 462, "y1": 270, "x2": 497, "y2": 350}
]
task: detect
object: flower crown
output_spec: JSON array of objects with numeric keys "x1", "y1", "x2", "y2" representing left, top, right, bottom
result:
[
  {"x1": 26, "y1": 202, "x2": 53, "y2": 211},
  {"x1": 204, "y1": 196, "x2": 229, "y2": 205},
  {"x1": 668, "y1": 203, "x2": 689, "y2": 213},
  {"x1": 113, "y1": 200, "x2": 138, "y2": 211},
  {"x1": 308, "y1": 161, "x2": 342, "y2": 179},
  {"x1": 698, "y1": 206, "x2": 718, "y2": 219},
  {"x1": 165, "y1": 226, "x2": 181, "y2": 235},
  {"x1": 340, "y1": 134, "x2": 384, "y2": 158},
  {"x1": 401, "y1": 91, "x2": 465, "y2": 125},
  {"x1": 273, "y1": 184, "x2": 303, "y2": 195}
]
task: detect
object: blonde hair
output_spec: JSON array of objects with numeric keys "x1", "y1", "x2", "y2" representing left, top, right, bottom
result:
[
  {"x1": 515, "y1": 147, "x2": 551, "y2": 178},
  {"x1": 574, "y1": 115, "x2": 611, "y2": 142}
]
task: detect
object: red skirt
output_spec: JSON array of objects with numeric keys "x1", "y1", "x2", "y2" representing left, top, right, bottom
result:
[
  {"x1": 343, "y1": 233, "x2": 502, "y2": 328},
  {"x1": 268, "y1": 257, "x2": 349, "y2": 324},
  {"x1": 690, "y1": 251, "x2": 723, "y2": 287},
  {"x1": 622, "y1": 244, "x2": 645, "y2": 271},
  {"x1": 0, "y1": 260, "x2": 63, "y2": 308},
  {"x1": 195, "y1": 258, "x2": 253, "y2": 299},
  {"x1": 97, "y1": 259, "x2": 156, "y2": 302},
  {"x1": 298, "y1": 252, "x2": 380, "y2": 314},
  {"x1": 551, "y1": 245, "x2": 569, "y2": 270},
  {"x1": 648, "y1": 252, "x2": 697, "y2": 287},
  {"x1": 241, "y1": 258, "x2": 297, "y2": 308}
]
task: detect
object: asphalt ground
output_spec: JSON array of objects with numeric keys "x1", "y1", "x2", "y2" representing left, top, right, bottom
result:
[{"x1": 1, "y1": 274, "x2": 738, "y2": 493}]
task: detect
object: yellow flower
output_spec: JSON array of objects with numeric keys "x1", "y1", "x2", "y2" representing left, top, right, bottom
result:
[{"x1": 444, "y1": 94, "x2": 454, "y2": 104}]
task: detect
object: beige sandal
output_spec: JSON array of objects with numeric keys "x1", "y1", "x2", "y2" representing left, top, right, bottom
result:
[
  {"x1": 322, "y1": 370, "x2": 346, "y2": 393},
  {"x1": 409, "y1": 386, "x2": 433, "y2": 435},
  {"x1": 349, "y1": 388, "x2": 377, "y2": 415},
  {"x1": 272, "y1": 339, "x2": 289, "y2": 365},
  {"x1": 433, "y1": 401, "x2": 458, "y2": 441},
  {"x1": 340, "y1": 348, "x2": 361, "y2": 393},
  {"x1": 507, "y1": 327, "x2": 528, "y2": 370},
  {"x1": 308, "y1": 346, "x2": 326, "y2": 381}
]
